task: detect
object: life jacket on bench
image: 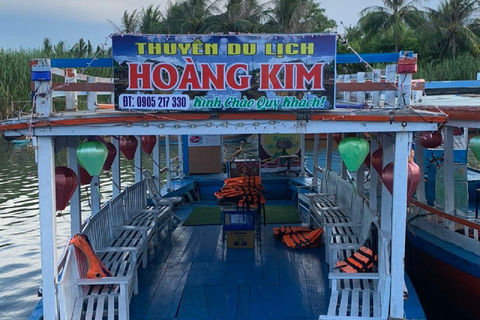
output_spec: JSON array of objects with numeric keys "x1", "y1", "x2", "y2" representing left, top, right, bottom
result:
[
  {"x1": 334, "y1": 223, "x2": 378, "y2": 273},
  {"x1": 335, "y1": 246, "x2": 377, "y2": 273},
  {"x1": 69, "y1": 234, "x2": 112, "y2": 278}
]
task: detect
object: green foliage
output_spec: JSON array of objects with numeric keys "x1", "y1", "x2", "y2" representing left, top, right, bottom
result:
[
  {"x1": 0, "y1": 39, "x2": 111, "y2": 119},
  {"x1": 417, "y1": 53, "x2": 480, "y2": 81}
]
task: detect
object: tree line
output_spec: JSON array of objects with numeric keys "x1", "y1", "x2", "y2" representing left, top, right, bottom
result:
[{"x1": 1, "y1": 0, "x2": 480, "y2": 119}]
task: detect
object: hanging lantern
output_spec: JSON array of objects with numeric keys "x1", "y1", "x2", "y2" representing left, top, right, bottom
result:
[
  {"x1": 371, "y1": 148, "x2": 383, "y2": 175},
  {"x1": 469, "y1": 136, "x2": 480, "y2": 161},
  {"x1": 338, "y1": 137, "x2": 370, "y2": 171},
  {"x1": 55, "y1": 166, "x2": 78, "y2": 211},
  {"x1": 79, "y1": 166, "x2": 93, "y2": 185},
  {"x1": 418, "y1": 131, "x2": 442, "y2": 148},
  {"x1": 119, "y1": 136, "x2": 138, "y2": 160},
  {"x1": 76, "y1": 141, "x2": 108, "y2": 176},
  {"x1": 333, "y1": 133, "x2": 355, "y2": 146},
  {"x1": 141, "y1": 135, "x2": 157, "y2": 155},
  {"x1": 382, "y1": 160, "x2": 421, "y2": 200},
  {"x1": 102, "y1": 142, "x2": 117, "y2": 171}
]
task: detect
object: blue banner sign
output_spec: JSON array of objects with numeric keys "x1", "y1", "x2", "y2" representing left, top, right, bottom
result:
[{"x1": 113, "y1": 34, "x2": 336, "y2": 111}]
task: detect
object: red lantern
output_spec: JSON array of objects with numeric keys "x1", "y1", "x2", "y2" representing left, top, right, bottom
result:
[
  {"x1": 102, "y1": 142, "x2": 117, "y2": 171},
  {"x1": 371, "y1": 148, "x2": 383, "y2": 175},
  {"x1": 418, "y1": 131, "x2": 442, "y2": 148},
  {"x1": 141, "y1": 135, "x2": 157, "y2": 154},
  {"x1": 119, "y1": 136, "x2": 138, "y2": 160},
  {"x1": 382, "y1": 160, "x2": 421, "y2": 200},
  {"x1": 55, "y1": 166, "x2": 78, "y2": 211},
  {"x1": 79, "y1": 166, "x2": 93, "y2": 185}
]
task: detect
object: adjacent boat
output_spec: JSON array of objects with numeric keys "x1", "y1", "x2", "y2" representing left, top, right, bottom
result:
[{"x1": 0, "y1": 34, "x2": 446, "y2": 320}]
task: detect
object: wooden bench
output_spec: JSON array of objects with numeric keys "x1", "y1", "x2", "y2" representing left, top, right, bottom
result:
[
  {"x1": 83, "y1": 197, "x2": 150, "y2": 270},
  {"x1": 322, "y1": 195, "x2": 367, "y2": 267},
  {"x1": 58, "y1": 244, "x2": 136, "y2": 320},
  {"x1": 297, "y1": 170, "x2": 337, "y2": 219},
  {"x1": 320, "y1": 236, "x2": 391, "y2": 320}
]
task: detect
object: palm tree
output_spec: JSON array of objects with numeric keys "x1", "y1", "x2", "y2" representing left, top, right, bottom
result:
[
  {"x1": 425, "y1": 0, "x2": 480, "y2": 61},
  {"x1": 108, "y1": 10, "x2": 140, "y2": 33},
  {"x1": 266, "y1": 0, "x2": 335, "y2": 33},
  {"x1": 217, "y1": 0, "x2": 268, "y2": 33},
  {"x1": 140, "y1": 5, "x2": 164, "y2": 34},
  {"x1": 164, "y1": 0, "x2": 221, "y2": 34},
  {"x1": 359, "y1": 0, "x2": 426, "y2": 52}
]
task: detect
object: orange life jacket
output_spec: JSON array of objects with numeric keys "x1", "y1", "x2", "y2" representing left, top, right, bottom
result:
[
  {"x1": 69, "y1": 234, "x2": 112, "y2": 278},
  {"x1": 273, "y1": 226, "x2": 313, "y2": 239},
  {"x1": 282, "y1": 228, "x2": 323, "y2": 249},
  {"x1": 334, "y1": 246, "x2": 377, "y2": 273}
]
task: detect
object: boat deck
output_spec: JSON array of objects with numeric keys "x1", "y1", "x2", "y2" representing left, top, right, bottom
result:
[{"x1": 129, "y1": 200, "x2": 329, "y2": 320}]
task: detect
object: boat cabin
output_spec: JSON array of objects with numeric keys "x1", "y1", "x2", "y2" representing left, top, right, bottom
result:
[{"x1": 0, "y1": 33, "x2": 451, "y2": 320}]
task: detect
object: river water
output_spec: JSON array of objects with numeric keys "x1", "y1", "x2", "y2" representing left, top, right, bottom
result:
[{"x1": 0, "y1": 138, "x2": 151, "y2": 320}]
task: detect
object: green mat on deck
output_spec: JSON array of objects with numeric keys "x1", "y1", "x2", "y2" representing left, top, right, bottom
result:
[{"x1": 182, "y1": 205, "x2": 300, "y2": 226}]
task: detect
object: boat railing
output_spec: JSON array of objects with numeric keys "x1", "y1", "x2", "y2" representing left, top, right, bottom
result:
[
  {"x1": 57, "y1": 245, "x2": 79, "y2": 320},
  {"x1": 408, "y1": 199, "x2": 480, "y2": 255}
]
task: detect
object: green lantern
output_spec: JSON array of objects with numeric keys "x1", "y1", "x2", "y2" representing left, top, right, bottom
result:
[
  {"x1": 76, "y1": 141, "x2": 108, "y2": 176},
  {"x1": 469, "y1": 136, "x2": 480, "y2": 161},
  {"x1": 338, "y1": 137, "x2": 370, "y2": 172}
]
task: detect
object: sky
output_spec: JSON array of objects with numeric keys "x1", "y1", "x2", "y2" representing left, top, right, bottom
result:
[{"x1": 0, "y1": 0, "x2": 442, "y2": 50}]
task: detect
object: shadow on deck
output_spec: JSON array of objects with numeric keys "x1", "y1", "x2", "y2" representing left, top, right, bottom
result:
[{"x1": 129, "y1": 202, "x2": 330, "y2": 320}]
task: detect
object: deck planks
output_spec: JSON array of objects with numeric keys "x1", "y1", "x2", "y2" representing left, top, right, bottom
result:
[{"x1": 130, "y1": 204, "x2": 329, "y2": 320}]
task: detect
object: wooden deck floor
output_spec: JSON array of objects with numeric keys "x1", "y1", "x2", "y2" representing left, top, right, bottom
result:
[{"x1": 129, "y1": 202, "x2": 330, "y2": 320}]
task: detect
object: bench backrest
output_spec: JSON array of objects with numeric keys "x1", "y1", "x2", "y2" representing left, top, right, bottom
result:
[
  {"x1": 378, "y1": 234, "x2": 391, "y2": 320},
  {"x1": 57, "y1": 245, "x2": 82, "y2": 320},
  {"x1": 83, "y1": 202, "x2": 114, "y2": 249},
  {"x1": 124, "y1": 180, "x2": 147, "y2": 220}
]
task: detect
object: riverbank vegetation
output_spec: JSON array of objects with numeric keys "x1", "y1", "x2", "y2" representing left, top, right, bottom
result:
[{"x1": 1, "y1": 0, "x2": 480, "y2": 119}]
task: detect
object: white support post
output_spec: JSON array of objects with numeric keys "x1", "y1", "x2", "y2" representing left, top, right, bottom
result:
[
  {"x1": 415, "y1": 140, "x2": 426, "y2": 202},
  {"x1": 90, "y1": 176, "x2": 100, "y2": 214},
  {"x1": 300, "y1": 133, "x2": 306, "y2": 176},
  {"x1": 356, "y1": 72, "x2": 365, "y2": 104},
  {"x1": 67, "y1": 136, "x2": 82, "y2": 235},
  {"x1": 135, "y1": 136, "x2": 143, "y2": 183},
  {"x1": 37, "y1": 136, "x2": 58, "y2": 320},
  {"x1": 340, "y1": 133, "x2": 348, "y2": 179},
  {"x1": 397, "y1": 73, "x2": 412, "y2": 109},
  {"x1": 65, "y1": 68, "x2": 78, "y2": 111},
  {"x1": 87, "y1": 76, "x2": 97, "y2": 111},
  {"x1": 178, "y1": 135, "x2": 185, "y2": 179},
  {"x1": 372, "y1": 70, "x2": 381, "y2": 107},
  {"x1": 385, "y1": 64, "x2": 397, "y2": 108},
  {"x1": 381, "y1": 134, "x2": 395, "y2": 235},
  {"x1": 355, "y1": 135, "x2": 365, "y2": 197},
  {"x1": 165, "y1": 135, "x2": 172, "y2": 191},
  {"x1": 153, "y1": 136, "x2": 162, "y2": 190},
  {"x1": 111, "y1": 137, "x2": 121, "y2": 197},
  {"x1": 343, "y1": 74, "x2": 351, "y2": 102},
  {"x1": 444, "y1": 127, "x2": 455, "y2": 229},
  {"x1": 33, "y1": 59, "x2": 52, "y2": 116},
  {"x1": 369, "y1": 139, "x2": 379, "y2": 215},
  {"x1": 325, "y1": 133, "x2": 333, "y2": 172},
  {"x1": 313, "y1": 133, "x2": 319, "y2": 184},
  {"x1": 390, "y1": 131, "x2": 411, "y2": 319}
]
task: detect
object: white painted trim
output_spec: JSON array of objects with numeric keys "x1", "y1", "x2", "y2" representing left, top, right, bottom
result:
[
  {"x1": 90, "y1": 175, "x2": 100, "y2": 213},
  {"x1": 165, "y1": 135, "x2": 171, "y2": 191},
  {"x1": 111, "y1": 137, "x2": 121, "y2": 197},
  {"x1": 15, "y1": 120, "x2": 438, "y2": 137},
  {"x1": 313, "y1": 133, "x2": 319, "y2": 183},
  {"x1": 153, "y1": 136, "x2": 162, "y2": 190},
  {"x1": 135, "y1": 136, "x2": 143, "y2": 183},
  {"x1": 67, "y1": 136, "x2": 82, "y2": 235},
  {"x1": 390, "y1": 131, "x2": 411, "y2": 318},
  {"x1": 37, "y1": 136, "x2": 59, "y2": 320}
]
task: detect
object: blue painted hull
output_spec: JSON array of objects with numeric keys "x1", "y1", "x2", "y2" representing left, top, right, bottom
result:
[{"x1": 406, "y1": 226, "x2": 480, "y2": 319}]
